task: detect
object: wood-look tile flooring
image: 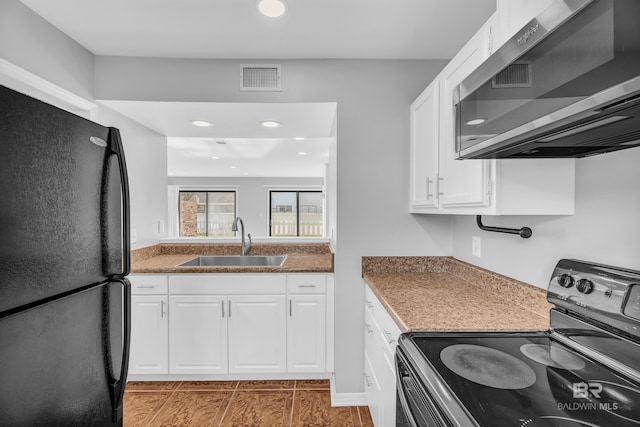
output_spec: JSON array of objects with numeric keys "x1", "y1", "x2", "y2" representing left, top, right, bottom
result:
[{"x1": 125, "y1": 380, "x2": 374, "y2": 427}]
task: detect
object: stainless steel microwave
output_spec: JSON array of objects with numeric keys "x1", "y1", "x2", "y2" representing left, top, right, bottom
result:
[{"x1": 455, "y1": 0, "x2": 640, "y2": 159}]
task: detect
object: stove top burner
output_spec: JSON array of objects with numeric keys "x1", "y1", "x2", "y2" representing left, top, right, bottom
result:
[
  {"x1": 440, "y1": 343, "x2": 537, "y2": 389},
  {"x1": 520, "y1": 343, "x2": 586, "y2": 370}
]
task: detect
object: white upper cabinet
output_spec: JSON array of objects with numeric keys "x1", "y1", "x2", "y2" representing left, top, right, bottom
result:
[
  {"x1": 410, "y1": 17, "x2": 494, "y2": 213},
  {"x1": 410, "y1": 80, "x2": 440, "y2": 210},
  {"x1": 438, "y1": 25, "x2": 492, "y2": 209},
  {"x1": 410, "y1": 6, "x2": 576, "y2": 216}
]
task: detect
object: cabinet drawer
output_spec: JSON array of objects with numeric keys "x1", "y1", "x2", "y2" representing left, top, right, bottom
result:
[
  {"x1": 364, "y1": 284, "x2": 401, "y2": 354},
  {"x1": 129, "y1": 275, "x2": 168, "y2": 294},
  {"x1": 287, "y1": 274, "x2": 326, "y2": 294},
  {"x1": 169, "y1": 274, "x2": 286, "y2": 295}
]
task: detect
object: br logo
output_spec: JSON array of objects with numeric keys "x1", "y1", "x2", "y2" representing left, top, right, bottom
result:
[{"x1": 572, "y1": 382, "x2": 602, "y2": 399}]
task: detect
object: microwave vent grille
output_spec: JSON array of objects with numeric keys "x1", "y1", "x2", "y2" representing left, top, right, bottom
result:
[
  {"x1": 492, "y1": 62, "x2": 532, "y2": 88},
  {"x1": 240, "y1": 64, "x2": 281, "y2": 91}
]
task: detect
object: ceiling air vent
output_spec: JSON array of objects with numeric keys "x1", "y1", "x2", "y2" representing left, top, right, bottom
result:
[
  {"x1": 492, "y1": 62, "x2": 532, "y2": 88},
  {"x1": 240, "y1": 64, "x2": 281, "y2": 92}
]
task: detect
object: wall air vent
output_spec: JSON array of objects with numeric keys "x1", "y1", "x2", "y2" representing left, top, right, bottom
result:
[
  {"x1": 492, "y1": 62, "x2": 531, "y2": 88},
  {"x1": 240, "y1": 64, "x2": 281, "y2": 91}
]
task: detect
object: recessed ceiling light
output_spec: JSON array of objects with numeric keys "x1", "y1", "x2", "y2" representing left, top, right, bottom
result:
[
  {"x1": 230, "y1": 166, "x2": 237, "y2": 169},
  {"x1": 243, "y1": 172, "x2": 249, "y2": 176},
  {"x1": 257, "y1": 0, "x2": 286, "y2": 18},
  {"x1": 298, "y1": 151, "x2": 307, "y2": 156},
  {"x1": 191, "y1": 120, "x2": 213, "y2": 127},
  {"x1": 465, "y1": 118, "x2": 487, "y2": 126},
  {"x1": 294, "y1": 137, "x2": 305, "y2": 141},
  {"x1": 211, "y1": 156, "x2": 220, "y2": 159},
  {"x1": 261, "y1": 120, "x2": 281, "y2": 128}
]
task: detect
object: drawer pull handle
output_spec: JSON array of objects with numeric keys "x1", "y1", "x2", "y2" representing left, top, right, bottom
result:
[
  {"x1": 136, "y1": 285, "x2": 154, "y2": 289},
  {"x1": 298, "y1": 284, "x2": 316, "y2": 288},
  {"x1": 222, "y1": 301, "x2": 225, "y2": 318},
  {"x1": 365, "y1": 300, "x2": 374, "y2": 309},
  {"x1": 382, "y1": 329, "x2": 396, "y2": 344},
  {"x1": 365, "y1": 323, "x2": 373, "y2": 334},
  {"x1": 160, "y1": 300, "x2": 166, "y2": 318}
]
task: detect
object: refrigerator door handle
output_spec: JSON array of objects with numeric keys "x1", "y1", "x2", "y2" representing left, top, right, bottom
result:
[
  {"x1": 108, "y1": 278, "x2": 131, "y2": 422},
  {"x1": 108, "y1": 128, "x2": 131, "y2": 278}
]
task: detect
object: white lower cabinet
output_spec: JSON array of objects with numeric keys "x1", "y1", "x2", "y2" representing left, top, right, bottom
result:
[
  {"x1": 287, "y1": 294, "x2": 326, "y2": 372},
  {"x1": 169, "y1": 295, "x2": 227, "y2": 375},
  {"x1": 130, "y1": 296, "x2": 168, "y2": 375},
  {"x1": 228, "y1": 295, "x2": 287, "y2": 374},
  {"x1": 128, "y1": 273, "x2": 330, "y2": 378},
  {"x1": 129, "y1": 277, "x2": 169, "y2": 375},
  {"x1": 364, "y1": 283, "x2": 400, "y2": 427}
]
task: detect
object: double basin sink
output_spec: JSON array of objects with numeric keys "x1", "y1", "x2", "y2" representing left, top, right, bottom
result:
[{"x1": 177, "y1": 254, "x2": 288, "y2": 267}]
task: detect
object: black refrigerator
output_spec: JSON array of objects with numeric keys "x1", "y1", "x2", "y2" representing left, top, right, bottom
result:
[{"x1": 0, "y1": 85, "x2": 131, "y2": 426}]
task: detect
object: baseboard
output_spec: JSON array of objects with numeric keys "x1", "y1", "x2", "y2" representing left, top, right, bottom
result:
[{"x1": 329, "y1": 373, "x2": 368, "y2": 407}]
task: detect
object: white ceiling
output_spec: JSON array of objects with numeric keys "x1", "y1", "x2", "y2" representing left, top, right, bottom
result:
[
  {"x1": 20, "y1": 0, "x2": 496, "y2": 60},
  {"x1": 100, "y1": 101, "x2": 336, "y2": 177},
  {"x1": 21, "y1": 0, "x2": 495, "y2": 177}
]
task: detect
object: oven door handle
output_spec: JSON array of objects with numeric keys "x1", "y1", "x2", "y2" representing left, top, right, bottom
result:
[{"x1": 396, "y1": 352, "x2": 437, "y2": 427}]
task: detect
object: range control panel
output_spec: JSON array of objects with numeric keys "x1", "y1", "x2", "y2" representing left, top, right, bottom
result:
[{"x1": 548, "y1": 259, "x2": 640, "y2": 339}]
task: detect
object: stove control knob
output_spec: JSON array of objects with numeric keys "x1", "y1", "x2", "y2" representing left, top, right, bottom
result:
[
  {"x1": 577, "y1": 279, "x2": 594, "y2": 294},
  {"x1": 558, "y1": 274, "x2": 575, "y2": 288}
]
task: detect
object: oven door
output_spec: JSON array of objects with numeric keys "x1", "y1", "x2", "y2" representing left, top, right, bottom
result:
[{"x1": 396, "y1": 349, "x2": 448, "y2": 427}]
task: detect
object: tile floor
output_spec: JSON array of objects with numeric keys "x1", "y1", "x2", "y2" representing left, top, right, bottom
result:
[{"x1": 124, "y1": 380, "x2": 374, "y2": 427}]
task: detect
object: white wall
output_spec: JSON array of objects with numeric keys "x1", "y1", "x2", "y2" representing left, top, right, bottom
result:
[
  {"x1": 452, "y1": 148, "x2": 640, "y2": 288},
  {"x1": 0, "y1": 1, "x2": 168, "y2": 251},
  {"x1": 98, "y1": 105, "x2": 169, "y2": 249},
  {"x1": 168, "y1": 176, "x2": 323, "y2": 236},
  {"x1": 0, "y1": 0, "x2": 94, "y2": 101},
  {"x1": 94, "y1": 57, "x2": 452, "y2": 395}
]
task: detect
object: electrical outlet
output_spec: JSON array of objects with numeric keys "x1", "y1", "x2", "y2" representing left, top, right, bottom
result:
[{"x1": 472, "y1": 236, "x2": 481, "y2": 258}]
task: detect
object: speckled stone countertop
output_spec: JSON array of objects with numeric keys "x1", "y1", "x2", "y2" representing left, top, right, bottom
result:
[
  {"x1": 130, "y1": 243, "x2": 333, "y2": 273},
  {"x1": 362, "y1": 257, "x2": 552, "y2": 333}
]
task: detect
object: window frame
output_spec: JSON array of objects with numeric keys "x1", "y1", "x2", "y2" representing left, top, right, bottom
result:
[
  {"x1": 178, "y1": 189, "x2": 238, "y2": 237},
  {"x1": 268, "y1": 189, "x2": 324, "y2": 237}
]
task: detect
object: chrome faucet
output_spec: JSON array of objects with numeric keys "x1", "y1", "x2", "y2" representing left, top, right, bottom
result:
[{"x1": 231, "y1": 216, "x2": 252, "y2": 256}]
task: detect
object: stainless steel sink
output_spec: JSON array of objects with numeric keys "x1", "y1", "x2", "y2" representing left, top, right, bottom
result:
[{"x1": 177, "y1": 254, "x2": 288, "y2": 267}]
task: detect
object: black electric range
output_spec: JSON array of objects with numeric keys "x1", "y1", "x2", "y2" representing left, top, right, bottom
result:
[{"x1": 396, "y1": 259, "x2": 640, "y2": 427}]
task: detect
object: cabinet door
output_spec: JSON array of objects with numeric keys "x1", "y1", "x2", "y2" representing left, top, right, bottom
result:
[
  {"x1": 439, "y1": 29, "x2": 491, "y2": 209},
  {"x1": 364, "y1": 352, "x2": 382, "y2": 427},
  {"x1": 129, "y1": 295, "x2": 168, "y2": 375},
  {"x1": 169, "y1": 295, "x2": 227, "y2": 375},
  {"x1": 228, "y1": 295, "x2": 287, "y2": 374},
  {"x1": 410, "y1": 80, "x2": 440, "y2": 210},
  {"x1": 287, "y1": 295, "x2": 326, "y2": 373}
]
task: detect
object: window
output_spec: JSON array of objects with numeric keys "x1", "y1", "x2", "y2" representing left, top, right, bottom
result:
[
  {"x1": 179, "y1": 191, "x2": 236, "y2": 237},
  {"x1": 269, "y1": 191, "x2": 323, "y2": 237}
]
